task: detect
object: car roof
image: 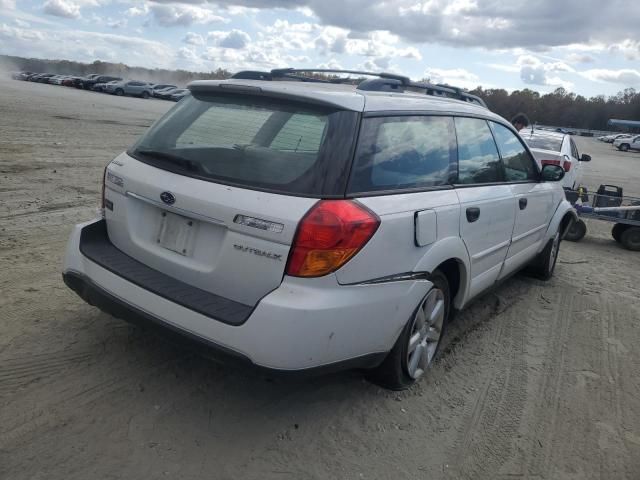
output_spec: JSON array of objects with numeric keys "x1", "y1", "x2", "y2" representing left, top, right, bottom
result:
[{"x1": 187, "y1": 79, "x2": 503, "y2": 121}]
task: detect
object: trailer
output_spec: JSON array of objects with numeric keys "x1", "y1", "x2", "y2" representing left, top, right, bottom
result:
[{"x1": 564, "y1": 184, "x2": 640, "y2": 251}]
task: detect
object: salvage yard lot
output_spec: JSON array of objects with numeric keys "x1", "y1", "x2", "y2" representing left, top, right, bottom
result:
[{"x1": 1, "y1": 77, "x2": 640, "y2": 479}]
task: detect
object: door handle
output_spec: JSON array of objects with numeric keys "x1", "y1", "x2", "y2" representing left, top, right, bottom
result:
[
  {"x1": 519, "y1": 198, "x2": 528, "y2": 210},
  {"x1": 466, "y1": 207, "x2": 480, "y2": 223}
]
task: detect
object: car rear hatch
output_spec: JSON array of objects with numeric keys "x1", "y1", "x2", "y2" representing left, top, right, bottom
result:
[{"x1": 101, "y1": 85, "x2": 361, "y2": 308}]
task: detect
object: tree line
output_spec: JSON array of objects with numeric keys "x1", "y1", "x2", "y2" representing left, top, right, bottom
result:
[{"x1": 467, "y1": 86, "x2": 640, "y2": 131}]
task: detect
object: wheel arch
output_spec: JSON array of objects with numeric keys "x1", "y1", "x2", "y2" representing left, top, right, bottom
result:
[
  {"x1": 413, "y1": 237, "x2": 470, "y2": 310},
  {"x1": 544, "y1": 200, "x2": 578, "y2": 245}
]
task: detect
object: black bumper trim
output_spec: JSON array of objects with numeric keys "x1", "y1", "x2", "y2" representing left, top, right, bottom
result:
[
  {"x1": 78, "y1": 220, "x2": 252, "y2": 326},
  {"x1": 62, "y1": 271, "x2": 387, "y2": 376}
]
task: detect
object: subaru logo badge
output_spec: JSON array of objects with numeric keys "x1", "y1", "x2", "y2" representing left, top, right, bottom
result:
[{"x1": 160, "y1": 191, "x2": 176, "y2": 205}]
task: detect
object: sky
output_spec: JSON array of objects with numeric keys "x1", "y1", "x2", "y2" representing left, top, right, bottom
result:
[{"x1": 1, "y1": 0, "x2": 639, "y2": 97}]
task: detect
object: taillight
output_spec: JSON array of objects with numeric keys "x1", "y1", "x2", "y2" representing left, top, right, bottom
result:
[
  {"x1": 562, "y1": 160, "x2": 572, "y2": 172},
  {"x1": 541, "y1": 159, "x2": 561, "y2": 167},
  {"x1": 285, "y1": 200, "x2": 380, "y2": 278}
]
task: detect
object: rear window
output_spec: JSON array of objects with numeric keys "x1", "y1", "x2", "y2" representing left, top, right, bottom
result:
[
  {"x1": 129, "y1": 93, "x2": 358, "y2": 197},
  {"x1": 524, "y1": 135, "x2": 563, "y2": 152}
]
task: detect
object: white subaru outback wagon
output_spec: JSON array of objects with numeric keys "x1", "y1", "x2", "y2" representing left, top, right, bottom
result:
[{"x1": 63, "y1": 69, "x2": 576, "y2": 389}]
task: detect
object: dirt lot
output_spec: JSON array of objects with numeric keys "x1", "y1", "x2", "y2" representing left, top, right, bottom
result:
[{"x1": 1, "y1": 77, "x2": 639, "y2": 480}]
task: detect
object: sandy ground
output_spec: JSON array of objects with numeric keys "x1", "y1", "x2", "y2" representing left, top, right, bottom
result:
[{"x1": 1, "y1": 77, "x2": 639, "y2": 480}]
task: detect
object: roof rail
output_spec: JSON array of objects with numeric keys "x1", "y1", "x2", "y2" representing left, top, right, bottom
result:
[{"x1": 231, "y1": 68, "x2": 487, "y2": 108}]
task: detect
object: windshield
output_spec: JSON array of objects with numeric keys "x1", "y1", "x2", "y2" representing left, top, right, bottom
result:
[
  {"x1": 524, "y1": 135, "x2": 563, "y2": 152},
  {"x1": 129, "y1": 93, "x2": 359, "y2": 197}
]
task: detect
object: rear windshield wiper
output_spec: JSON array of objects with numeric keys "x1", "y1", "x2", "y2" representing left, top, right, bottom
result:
[{"x1": 135, "y1": 149, "x2": 200, "y2": 172}]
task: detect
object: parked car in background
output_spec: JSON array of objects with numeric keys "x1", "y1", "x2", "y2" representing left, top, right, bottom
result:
[
  {"x1": 156, "y1": 87, "x2": 180, "y2": 100},
  {"x1": 11, "y1": 71, "x2": 30, "y2": 80},
  {"x1": 105, "y1": 80, "x2": 153, "y2": 98},
  {"x1": 153, "y1": 87, "x2": 178, "y2": 100},
  {"x1": 36, "y1": 73, "x2": 57, "y2": 83},
  {"x1": 613, "y1": 135, "x2": 640, "y2": 152},
  {"x1": 80, "y1": 75, "x2": 122, "y2": 90},
  {"x1": 151, "y1": 84, "x2": 177, "y2": 97},
  {"x1": 73, "y1": 74, "x2": 100, "y2": 89},
  {"x1": 603, "y1": 134, "x2": 631, "y2": 143},
  {"x1": 521, "y1": 130, "x2": 591, "y2": 190},
  {"x1": 62, "y1": 76, "x2": 80, "y2": 87},
  {"x1": 49, "y1": 75, "x2": 69, "y2": 85},
  {"x1": 169, "y1": 89, "x2": 190, "y2": 101},
  {"x1": 63, "y1": 72, "x2": 576, "y2": 390},
  {"x1": 92, "y1": 80, "x2": 120, "y2": 92}
]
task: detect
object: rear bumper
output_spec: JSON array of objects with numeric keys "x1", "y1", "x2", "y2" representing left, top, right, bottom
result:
[
  {"x1": 62, "y1": 270, "x2": 385, "y2": 375},
  {"x1": 63, "y1": 219, "x2": 429, "y2": 371}
]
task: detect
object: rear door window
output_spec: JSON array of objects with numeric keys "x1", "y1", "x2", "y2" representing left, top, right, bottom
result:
[
  {"x1": 348, "y1": 116, "x2": 455, "y2": 193},
  {"x1": 454, "y1": 117, "x2": 502, "y2": 184},
  {"x1": 491, "y1": 122, "x2": 538, "y2": 182}
]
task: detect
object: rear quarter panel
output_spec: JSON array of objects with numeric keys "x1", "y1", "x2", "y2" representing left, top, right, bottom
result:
[{"x1": 336, "y1": 190, "x2": 470, "y2": 307}]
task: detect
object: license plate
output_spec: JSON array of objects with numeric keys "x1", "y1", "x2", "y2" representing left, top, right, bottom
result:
[{"x1": 157, "y1": 211, "x2": 196, "y2": 256}]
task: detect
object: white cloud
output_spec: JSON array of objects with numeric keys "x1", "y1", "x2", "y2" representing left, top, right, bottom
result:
[
  {"x1": 208, "y1": 29, "x2": 251, "y2": 49},
  {"x1": 219, "y1": 29, "x2": 250, "y2": 49},
  {"x1": 43, "y1": 0, "x2": 81, "y2": 19},
  {"x1": 183, "y1": 31, "x2": 205, "y2": 45},
  {"x1": 317, "y1": 58, "x2": 343, "y2": 70},
  {"x1": 515, "y1": 55, "x2": 574, "y2": 88},
  {"x1": 107, "y1": 18, "x2": 127, "y2": 29},
  {"x1": 149, "y1": 4, "x2": 228, "y2": 27},
  {"x1": 0, "y1": 23, "x2": 171, "y2": 68},
  {"x1": 0, "y1": 0, "x2": 15, "y2": 9},
  {"x1": 487, "y1": 63, "x2": 520, "y2": 73},
  {"x1": 177, "y1": 46, "x2": 203, "y2": 67},
  {"x1": 126, "y1": 4, "x2": 149, "y2": 17},
  {"x1": 609, "y1": 40, "x2": 640, "y2": 60},
  {"x1": 566, "y1": 53, "x2": 595, "y2": 64},
  {"x1": 581, "y1": 69, "x2": 640, "y2": 85},
  {"x1": 425, "y1": 67, "x2": 480, "y2": 89}
]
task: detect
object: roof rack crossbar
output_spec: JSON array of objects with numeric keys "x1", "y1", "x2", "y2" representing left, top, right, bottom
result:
[
  {"x1": 269, "y1": 68, "x2": 411, "y2": 84},
  {"x1": 406, "y1": 81, "x2": 487, "y2": 107},
  {"x1": 231, "y1": 68, "x2": 487, "y2": 108}
]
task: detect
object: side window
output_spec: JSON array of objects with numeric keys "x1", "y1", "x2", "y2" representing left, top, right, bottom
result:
[
  {"x1": 491, "y1": 122, "x2": 538, "y2": 182},
  {"x1": 454, "y1": 117, "x2": 502, "y2": 184},
  {"x1": 348, "y1": 116, "x2": 455, "y2": 193}
]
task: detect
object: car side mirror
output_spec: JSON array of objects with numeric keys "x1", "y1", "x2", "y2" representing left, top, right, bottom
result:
[
  {"x1": 541, "y1": 163, "x2": 565, "y2": 182},
  {"x1": 580, "y1": 154, "x2": 591, "y2": 162}
]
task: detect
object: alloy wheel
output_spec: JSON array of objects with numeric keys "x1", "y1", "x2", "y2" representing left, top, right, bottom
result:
[{"x1": 406, "y1": 288, "x2": 445, "y2": 379}]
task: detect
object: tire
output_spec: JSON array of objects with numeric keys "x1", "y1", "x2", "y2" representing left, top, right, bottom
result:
[
  {"x1": 565, "y1": 219, "x2": 586, "y2": 242},
  {"x1": 620, "y1": 227, "x2": 640, "y2": 251},
  {"x1": 367, "y1": 270, "x2": 450, "y2": 390},
  {"x1": 620, "y1": 144, "x2": 630, "y2": 152},
  {"x1": 612, "y1": 223, "x2": 630, "y2": 243},
  {"x1": 115, "y1": 88, "x2": 124, "y2": 96},
  {"x1": 141, "y1": 91, "x2": 149, "y2": 99},
  {"x1": 527, "y1": 230, "x2": 561, "y2": 280}
]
